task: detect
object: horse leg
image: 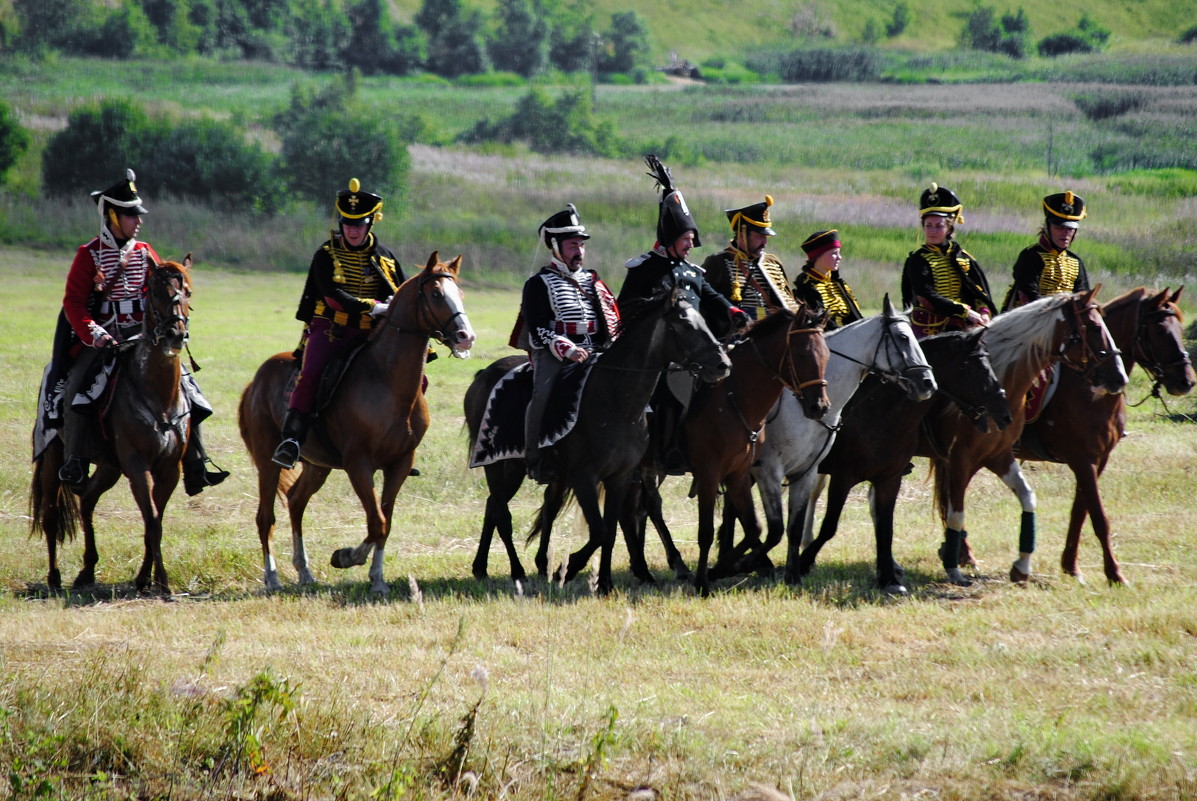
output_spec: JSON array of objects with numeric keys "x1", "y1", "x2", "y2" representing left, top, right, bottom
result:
[
  {"x1": 936, "y1": 461, "x2": 977, "y2": 587},
  {"x1": 375, "y1": 457, "x2": 417, "y2": 596},
  {"x1": 146, "y1": 464, "x2": 181, "y2": 593},
  {"x1": 782, "y1": 473, "x2": 822, "y2": 585},
  {"x1": 287, "y1": 465, "x2": 331, "y2": 587},
  {"x1": 473, "y1": 463, "x2": 520, "y2": 580},
  {"x1": 692, "y1": 479, "x2": 722, "y2": 597},
  {"x1": 1070, "y1": 458, "x2": 1125, "y2": 586},
  {"x1": 993, "y1": 459, "x2": 1037, "y2": 583},
  {"x1": 641, "y1": 475, "x2": 691, "y2": 581},
  {"x1": 74, "y1": 465, "x2": 120, "y2": 589},
  {"x1": 562, "y1": 479, "x2": 604, "y2": 587},
  {"x1": 795, "y1": 472, "x2": 852, "y2": 581},
  {"x1": 330, "y1": 458, "x2": 402, "y2": 595},
  {"x1": 123, "y1": 463, "x2": 165, "y2": 594},
  {"x1": 537, "y1": 479, "x2": 568, "y2": 579},
  {"x1": 617, "y1": 479, "x2": 655, "y2": 585},
  {"x1": 868, "y1": 477, "x2": 907, "y2": 595},
  {"x1": 800, "y1": 473, "x2": 826, "y2": 551},
  {"x1": 597, "y1": 478, "x2": 635, "y2": 595},
  {"x1": 253, "y1": 459, "x2": 284, "y2": 591}
]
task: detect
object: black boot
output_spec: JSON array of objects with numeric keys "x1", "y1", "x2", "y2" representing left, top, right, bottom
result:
[
  {"x1": 183, "y1": 425, "x2": 230, "y2": 496},
  {"x1": 58, "y1": 455, "x2": 89, "y2": 492},
  {"x1": 271, "y1": 409, "x2": 310, "y2": 469}
]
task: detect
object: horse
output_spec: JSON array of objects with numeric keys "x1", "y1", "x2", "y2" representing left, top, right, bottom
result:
[
  {"x1": 710, "y1": 296, "x2": 939, "y2": 585},
  {"x1": 30, "y1": 257, "x2": 195, "y2": 594},
  {"x1": 792, "y1": 328, "x2": 1013, "y2": 594},
  {"x1": 1016, "y1": 287, "x2": 1194, "y2": 585},
  {"x1": 238, "y1": 252, "x2": 476, "y2": 594},
  {"x1": 916, "y1": 289, "x2": 1128, "y2": 586},
  {"x1": 464, "y1": 288, "x2": 731, "y2": 593}
]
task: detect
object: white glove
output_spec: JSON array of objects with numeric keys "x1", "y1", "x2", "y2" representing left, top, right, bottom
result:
[{"x1": 369, "y1": 302, "x2": 389, "y2": 318}]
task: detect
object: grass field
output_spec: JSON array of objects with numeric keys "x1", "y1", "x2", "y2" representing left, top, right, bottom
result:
[{"x1": 1, "y1": 246, "x2": 1195, "y2": 800}]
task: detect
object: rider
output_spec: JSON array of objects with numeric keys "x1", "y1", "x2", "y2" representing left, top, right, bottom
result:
[
  {"x1": 271, "y1": 178, "x2": 406, "y2": 469},
  {"x1": 512, "y1": 204, "x2": 620, "y2": 484},
  {"x1": 793, "y1": 229, "x2": 864, "y2": 330},
  {"x1": 900, "y1": 182, "x2": 996, "y2": 339},
  {"x1": 1001, "y1": 190, "x2": 1090, "y2": 311},
  {"x1": 618, "y1": 155, "x2": 750, "y2": 474},
  {"x1": 702, "y1": 195, "x2": 800, "y2": 319},
  {"x1": 54, "y1": 169, "x2": 228, "y2": 495}
]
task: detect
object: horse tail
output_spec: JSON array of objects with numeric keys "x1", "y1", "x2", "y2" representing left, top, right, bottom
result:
[
  {"x1": 29, "y1": 436, "x2": 79, "y2": 546},
  {"x1": 525, "y1": 486, "x2": 577, "y2": 546},
  {"x1": 928, "y1": 456, "x2": 950, "y2": 527}
]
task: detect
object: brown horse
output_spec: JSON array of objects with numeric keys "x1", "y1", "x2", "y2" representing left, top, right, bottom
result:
[
  {"x1": 917, "y1": 290, "x2": 1128, "y2": 586},
  {"x1": 239, "y1": 252, "x2": 476, "y2": 594},
  {"x1": 30, "y1": 257, "x2": 194, "y2": 594},
  {"x1": 464, "y1": 288, "x2": 731, "y2": 592},
  {"x1": 1016, "y1": 287, "x2": 1194, "y2": 585}
]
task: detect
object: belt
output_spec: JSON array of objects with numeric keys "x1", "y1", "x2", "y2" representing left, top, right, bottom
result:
[
  {"x1": 99, "y1": 298, "x2": 144, "y2": 315},
  {"x1": 552, "y1": 320, "x2": 596, "y2": 336}
]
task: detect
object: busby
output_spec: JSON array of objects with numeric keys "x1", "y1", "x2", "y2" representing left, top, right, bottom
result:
[
  {"x1": 645, "y1": 154, "x2": 701, "y2": 248},
  {"x1": 91, "y1": 168, "x2": 148, "y2": 216},
  {"x1": 539, "y1": 203, "x2": 590, "y2": 249},
  {"x1": 725, "y1": 195, "x2": 776, "y2": 236},
  {"x1": 336, "y1": 178, "x2": 383, "y2": 226},
  {"x1": 1043, "y1": 191, "x2": 1086, "y2": 229},
  {"x1": 801, "y1": 230, "x2": 841, "y2": 260},
  {"x1": 919, "y1": 182, "x2": 964, "y2": 224}
]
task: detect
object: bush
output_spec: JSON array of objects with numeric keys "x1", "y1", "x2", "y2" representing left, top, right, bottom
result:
[
  {"x1": 42, "y1": 98, "x2": 155, "y2": 197},
  {"x1": 0, "y1": 100, "x2": 30, "y2": 184},
  {"x1": 778, "y1": 47, "x2": 880, "y2": 82},
  {"x1": 959, "y1": 4, "x2": 1030, "y2": 59},
  {"x1": 1180, "y1": 26, "x2": 1197, "y2": 45},
  {"x1": 1070, "y1": 90, "x2": 1148, "y2": 121},
  {"x1": 886, "y1": 3, "x2": 909, "y2": 38},
  {"x1": 1038, "y1": 13, "x2": 1110, "y2": 58},
  {"x1": 458, "y1": 88, "x2": 619, "y2": 157},
  {"x1": 145, "y1": 118, "x2": 275, "y2": 212}
]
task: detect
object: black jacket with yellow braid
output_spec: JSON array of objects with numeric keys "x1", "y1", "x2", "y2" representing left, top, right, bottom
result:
[
  {"x1": 295, "y1": 233, "x2": 405, "y2": 329},
  {"x1": 901, "y1": 241, "x2": 995, "y2": 320}
]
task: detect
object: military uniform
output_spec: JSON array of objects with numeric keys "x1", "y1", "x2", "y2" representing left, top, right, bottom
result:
[
  {"x1": 272, "y1": 179, "x2": 405, "y2": 468},
  {"x1": 54, "y1": 170, "x2": 227, "y2": 495},
  {"x1": 702, "y1": 195, "x2": 798, "y2": 320},
  {"x1": 900, "y1": 183, "x2": 995, "y2": 338},
  {"x1": 1001, "y1": 191, "x2": 1090, "y2": 311},
  {"x1": 793, "y1": 229, "x2": 863, "y2": 330},
  {"x1": 513, "y1": 204, "x2": 619, "y2": 482}
]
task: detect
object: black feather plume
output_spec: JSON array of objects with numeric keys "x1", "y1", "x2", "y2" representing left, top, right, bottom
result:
[{"x1": 644, "y1": 154, "x2": 675, "y2": 196}]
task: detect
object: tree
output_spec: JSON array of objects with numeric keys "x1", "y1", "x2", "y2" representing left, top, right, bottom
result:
[
  {"x1": 42, "y1": 99, "x2": 158, "y2": 196},
  {"x1": 886, "y1": 2, "x2": 909, "y2": 38},
  {"x1": 0, "y1": 101, "x2": 29, "y2": 185},
  {"x1": 488, "y1": 0, "x2": 549, "y2": 77},
  {"x1": 345, "y1": 0, "x2": 424, "y2": 75},
  {"x1": 287, "y1": 0, "x2": 351, "y2": 70},
  {"x1": 600, "y1": 10, "x2": 649, "y2": 74},
  {"x1": 960, "y1": 4, "x2": 1029, "y2": 59},
  {"x1": 424, "y1": 9, "x2": 488, "y2": 77}
]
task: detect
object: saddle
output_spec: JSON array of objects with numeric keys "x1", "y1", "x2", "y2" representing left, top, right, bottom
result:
[
  {"x1": 1022, "y1": 361, "x2": 1061, "y2": 425},
  {"x1": 469, "y1": 358, "x2": 597, "y2": 468}
]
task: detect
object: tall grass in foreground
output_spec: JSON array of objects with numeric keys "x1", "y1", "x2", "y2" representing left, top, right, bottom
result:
[{"x1": 1, "y1": 251, "x2": 1196, "y2": 799}]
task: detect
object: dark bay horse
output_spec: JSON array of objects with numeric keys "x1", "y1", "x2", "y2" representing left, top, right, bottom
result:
[
  {"x1": 917, "y1": 290, "x2": 1128, "y2": 586},
  {"x1": 239, "y1": 252, "x2": 476, "y2": 594},
  {"x1": 1016, "y1": 287, "x2": 1194, "y2": 585},
  {"x1": 793, "y1": 328, "x2": 1013, "y2": 594},
  {"x1": 464, "y1": 289, "x2": 731, "y2": 593},
  {"x1": 713, "y1": 296, "x2": 938, "y2": 584},
  {"x1": 30, "y1": 257, "x2": 194, "y2": 594}
]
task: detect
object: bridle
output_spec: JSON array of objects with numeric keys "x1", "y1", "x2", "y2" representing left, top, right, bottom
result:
[
  {"x1": 146, "y1": 265, "x2": 190, "y2": 349},
  {"x1": 935, "y1": 346, "x2": 1007, "y2": 427},
  {"x1": 667, "y1": 295, "x2": 727, "y2": 378},
  {"x1": 828, "y1": 313, "x2": 931, "y2": 391},
  {"x1": 750, "y1": 312, "x2": 828, "y2": 402},
  {"x1": 380, "y1": 268, "x2": 468, "y2": 351},
  {"x1": 1056, "y1": 298, "x2": 1122, "y2": 382},
  {"x1": 1127, "y1": 300, "x2": 1194, "y2": 408}
]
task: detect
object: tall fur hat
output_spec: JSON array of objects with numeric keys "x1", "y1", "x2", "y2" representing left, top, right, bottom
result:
[{"x1": 645, "y1": 154, "x2": 701, "y2": 249}]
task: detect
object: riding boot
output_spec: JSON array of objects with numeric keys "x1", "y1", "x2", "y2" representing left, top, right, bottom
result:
[
  {"x1": 271, "y1": 409, "x2": 310, "y2": 469},
  {"x1": 182, "y1": 424, "x2": 230, "y2": 496},
  {"x1": 57, "y1": 412, "x2": 90, "y2": 492}
]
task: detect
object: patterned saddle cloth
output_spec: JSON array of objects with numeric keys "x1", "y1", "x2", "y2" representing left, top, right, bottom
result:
[
  {"x1": 469, "y1": 357, "x2": 597, "y2": 468},
  {"x1": 1023, "y1": 361, "x2": 1062, "y2": 424}
]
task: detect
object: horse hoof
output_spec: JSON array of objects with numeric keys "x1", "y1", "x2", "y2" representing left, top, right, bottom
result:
[
  {"x1": 882, "y1": 583, "x2": 908, "y2": 596},
  {"x1": 330, "y1": 548, "x2": 359, "y2": 569},
  {"x1": 945, "y1": 568, "x2": 971, "y2": 587},
  {"x1": 1009, "y1": 563, "x2": 1030, "y2": 583}
]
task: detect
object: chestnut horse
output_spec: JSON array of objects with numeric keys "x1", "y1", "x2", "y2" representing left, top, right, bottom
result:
[
  {"x1": 917, "y1": 290, "x2": 1128, "y2": 586},
  {"x1": 1016, "y1": 287, "x2": 1194, "y2": 584},
  {"x1": 30, "y1": 257, "x2": 194, "y2": 594},
  {"x1": 793, "y1": 328, "x2": 1013, "y2": 594},
  {"x1": 464, "y1": 289, "x2": 731, "y2": 593},
  {"x1": 239, "y1": 252, "x2": 476, "y2": 594}
]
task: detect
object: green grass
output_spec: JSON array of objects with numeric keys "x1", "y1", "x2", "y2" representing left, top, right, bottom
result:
[{"x1": 1, "y1": 248, "x2": 1196, "y2": 799}]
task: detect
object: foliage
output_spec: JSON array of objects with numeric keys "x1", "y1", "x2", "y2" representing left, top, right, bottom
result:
[
  {"x1": 1037, "y1": 13, "x2": 1110, "y2": 57},
  {"x1": 41, "y1": 98, "x2": 154, "y2": 197},
  {"x1": 1180, "y1": 26, "x2": 1197, "y2": 45},
  {"x1": 273, "y1": 77, "x2": 413, "y2": 208},
  {"x1": 285, "y1": 0, "x2": 351, "y2": 71},
  {"x1": 488, "y1": 0, "x2": 550, "y2": 77},
  {"x1": 886, "y1": 2, "x2": 909, "y2": 38},
  {"x1": 218, "y1": 671, "x2": 299, "y2": 777},
  {"x1": 458, "y1": 87, "x2": 620, "y2": 158},
  {"x1": 1070, "y1": 90, "x2": 1148, "y2": 121},
  {"x1": 959, "y1": 4, "x2": 1031, "y2": 59},
  {"x1": 598, "y1": 10, "x2": 649, "y2": 75},
  {"x1": 777, "y1": 46, "x2": 881, "y2": 82},
  {"x1": 344, "y1": 0, "x2": 424, "y2": 76},
  {"x1": 0, "y1": 100, "x2": 29, "y2": 185}
]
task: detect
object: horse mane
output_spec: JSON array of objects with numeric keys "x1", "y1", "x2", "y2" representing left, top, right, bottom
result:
[
  {"x1": 615, "y1": 289, "x2": 672, "y2": 335},
  {"x1": 983, "y1": 294, "x2": 1075, "y2": 382},
  {"x1": 1100, "y1": 286, "x2": 1147, "y2": 318},
  {"x1": 744, "y1": 307, "x2": 797, "y2": 341}
]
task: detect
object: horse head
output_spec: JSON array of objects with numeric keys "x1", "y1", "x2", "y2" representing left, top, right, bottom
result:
[
  {"x1": 1135, "y1": 287, "x2": 1196, "y2": 397},
  {"x1": 746, "y1": 302, "x2": 830, "y2": 420},
  {"x1": 383, "y1": 251, "x2": 476, "y2": 357},
  {"x1": 936, "y1": 328, "x2": 1012, "y2": 433},
  {"x1": 1057, "y1": 286, "x2": 1128, "y2": 396},
  {"x1": 665, "y1": 287, "x2": 731, "y2": 382},
  {"x1": 144, "y1": 254, "x2": 192, "y2": 356},
  {"x1": 878, "y1": 293, "x2": 937, "y2": 401}
]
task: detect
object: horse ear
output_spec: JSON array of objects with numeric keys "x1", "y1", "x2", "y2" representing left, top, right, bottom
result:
[
  {"x1": 425, "y1": 251, "x2": 440, "y2": 271},
  {"x1": 1085, "y1": 283, "x2": 1102, "y2": 303},
  {"x1": 448, "y1": 254, "x2": 463, "y2": 274},
  {"x1": 882, "y1": 293, "x2": 895, "y2": 317},
  {"x1": 182, "y1": 253, "x2": 193, "y2": 269},
  {"x1": 1169, "y1": 286, "x2": 1184, "y2": 305}
]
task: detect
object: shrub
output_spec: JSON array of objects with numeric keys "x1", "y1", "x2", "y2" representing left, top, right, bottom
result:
[
  {"x1": 1180, "y1": 26, "x2": 1197, "y2": 45},
  {"x1": 1070, "y1": 91, "x2": 1148, "y2": 121},
  {"x1": 145, "y1": 118, "x2": 275, "y2": 212},
  {"x1": 886, "y1": 3, "x2": 909, "y2": 38},
  {"x1": 41, "y1": 98, "x2": 156, "y2": 197},
  {"x1": 778, "y1": 47, "x2": 881, "y2": 82},
  {"x1": 458, "y1": 88, "x2": 620, "y2": 157},
  {"x1": 1038, "y1": 13, "x2": 1110, "y2": 58},
  {"x1": 960, "y1": 4, "x2": 1030, "y2": 59},
  {"x1": 0, "y1": 100, "x2": 30, "y2": 184}
]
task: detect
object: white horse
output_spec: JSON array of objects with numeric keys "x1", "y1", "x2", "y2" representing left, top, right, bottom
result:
[{"x1": 715, "y1": 295, "x2": 937, "y2": 583}]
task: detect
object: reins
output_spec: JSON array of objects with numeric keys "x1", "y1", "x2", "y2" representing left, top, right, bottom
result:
[
  {"x1": 381, "y1": 269, "x2": 467, "y2": 351},
  {"x1": 1056, "y1": 299, "x2": 1122, "y2": 381}
]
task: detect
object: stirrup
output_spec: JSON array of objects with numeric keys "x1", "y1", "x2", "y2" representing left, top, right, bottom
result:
[
  {"x1": 184, "y1": 461, "x2": 230, "y2": 497},
  {"x1": 58, "y1": 456, "x2": 88, "y2": 491},
  {"x1": 271, "y1": 438, "x2": 301, "y2": 469}
]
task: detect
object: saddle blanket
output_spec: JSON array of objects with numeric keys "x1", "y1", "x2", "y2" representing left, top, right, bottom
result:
[
  {"x1": 1023, "y1": 361, "x2": 1062, "y2": 424},
  {"x1": 469, "y1": 358, "x2": 597, "y2": 468}
]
